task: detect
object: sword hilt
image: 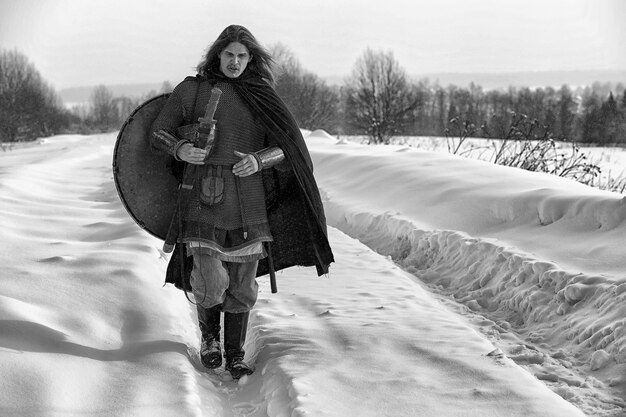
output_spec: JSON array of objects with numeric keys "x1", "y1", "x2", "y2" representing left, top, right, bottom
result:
[
  {"x1": 199, "y1": 88, "x2": 222, "y2": 125},
  {"x1": 196, "y1": 87, "x2": 222, "y2": 150}
]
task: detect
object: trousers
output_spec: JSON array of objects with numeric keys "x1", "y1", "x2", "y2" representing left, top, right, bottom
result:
[{"x1": 189, "y1": 248, "x2": 259, "y2": 313}]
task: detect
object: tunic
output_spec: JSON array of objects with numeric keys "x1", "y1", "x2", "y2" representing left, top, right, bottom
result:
[{"x1": 152, "y1": 79, "x2": 274, "y2": 262}]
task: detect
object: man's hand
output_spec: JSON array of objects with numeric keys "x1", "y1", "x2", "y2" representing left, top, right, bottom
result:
[
  {"x1": 177, "y1": 143, "x2": 208, "y2": 165},
  {"x1": 233, "y1": 151, "x2": 260, "y2": 177}
]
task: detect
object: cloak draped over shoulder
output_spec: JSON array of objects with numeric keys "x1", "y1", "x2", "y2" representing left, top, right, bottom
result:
[{"x1": 165, "y1": 72, "x2": 334, "y2": 290}]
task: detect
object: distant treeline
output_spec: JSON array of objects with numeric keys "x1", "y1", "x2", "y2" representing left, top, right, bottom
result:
[
  {"x1": 0, "y1": 50, "x2": 172, "y2": 142},
  {"x1": 1, "y1": 48, "x2": 625, "y2": 145},
  {"x1": 1, "y1": 50, "x2": 72, "y2": 142},
  {"x1": 434, "y1": 82, "x2": 626, "y2": 145},
  {"x1": 274, "y1": 44, "x2": 626, "y2": 145},
  {"x1": 272, "y1": 45, "x2": 626, "y2": 145}
]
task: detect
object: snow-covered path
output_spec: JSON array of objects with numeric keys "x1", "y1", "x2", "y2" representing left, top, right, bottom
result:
[
  {"x1": 250, "y1": 229, "x2": 585, "y2": 417},
  {"x1": 0, "y1": 132, "x2": 615, "y2": 416}
]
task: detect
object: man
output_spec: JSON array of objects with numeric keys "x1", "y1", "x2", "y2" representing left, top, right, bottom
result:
[{"x1": 150, "y1": 25, "x2": 334, "y2": 379}]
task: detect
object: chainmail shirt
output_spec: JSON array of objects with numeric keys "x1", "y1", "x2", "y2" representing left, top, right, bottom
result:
[{"x1": 152, "y1": 78, "x2": 274, "y2": 259}]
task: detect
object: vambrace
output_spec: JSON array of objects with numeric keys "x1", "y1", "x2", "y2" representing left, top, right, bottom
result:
[
  {"x1": 253, "y1": 146, "x2": 287, "y2": 170},
  {"x1": 152, "y1": 129, "x2": 189, "y2": 161}
]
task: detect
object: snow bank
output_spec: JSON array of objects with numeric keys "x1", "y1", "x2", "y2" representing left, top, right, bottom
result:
[
  {"x1": 307, "y1": 129, "x2": 337, "y2": 141},
  {"x1": 305, "y1": 133, "x2": 626, "y2": 414}
]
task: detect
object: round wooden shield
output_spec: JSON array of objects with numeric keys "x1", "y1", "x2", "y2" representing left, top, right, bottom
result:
[{"x1": 112, "y1": 94, "x2": 179, "y2": 240}]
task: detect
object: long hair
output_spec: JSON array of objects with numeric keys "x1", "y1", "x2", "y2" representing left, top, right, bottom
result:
[{"x1": 197, "y1": 25, "x2": 275, "y2": 85}]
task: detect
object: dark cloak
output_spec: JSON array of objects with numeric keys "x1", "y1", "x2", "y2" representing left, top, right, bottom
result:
[{"x1": 165, "y1": 72, "x2": 334, "y2": 291}]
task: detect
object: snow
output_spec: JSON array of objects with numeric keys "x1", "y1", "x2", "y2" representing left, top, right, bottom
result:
[{"x1": 0, "y1": 131, "x2": 624, "y2": 416}]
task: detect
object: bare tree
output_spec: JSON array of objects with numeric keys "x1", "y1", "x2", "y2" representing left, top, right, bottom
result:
[
  {"x1": 159, "y1": 80, "x2": 173, "y2": 95},
  {"x1": 90, "y1": 84, "x2": 117, "y2": 130},
  {"x1": 270, "y1": 43, "x2": 300, "y2": 80},
  {"x1": 270, "y1": 43, "x2": 340, "y2": 132},
  {"x1": 345, "y1": 49, "x2": 420, "y2": 144},
  {"x1": 0, "y1": 49, "x2": 68, "y2": 142},
  {"x1": 113, "y1": 96, "x2": 136, "y2": 126}
]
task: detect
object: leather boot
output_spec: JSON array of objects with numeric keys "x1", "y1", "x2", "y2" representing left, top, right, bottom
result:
[
  {"x1": 197, "y1": 304, "x2": 222, "y2": 369},
  {"x1": 224, "y1": 311, "x2": 254, "y2": 379}
]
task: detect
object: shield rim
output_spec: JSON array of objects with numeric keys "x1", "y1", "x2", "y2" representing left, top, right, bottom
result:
[{"x1": 112, "y1": 93, "x2": 172, "y2": 240}]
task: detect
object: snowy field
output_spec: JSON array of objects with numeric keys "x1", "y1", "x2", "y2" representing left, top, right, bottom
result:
[
  {"x1": 346, "y1": 135, "x2": 626, "y2": 187},
  {"x1": 0, "y1": 131, "x2": 625, "y2": 416}
]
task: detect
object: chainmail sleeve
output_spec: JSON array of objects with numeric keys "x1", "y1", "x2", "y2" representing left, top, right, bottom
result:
[{"x1": 150, "y1": 79, "x2": 199, "y2": 156}]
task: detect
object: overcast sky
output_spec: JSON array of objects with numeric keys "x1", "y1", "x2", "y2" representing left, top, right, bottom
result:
[{"x1": 0, "y1": 0, "x2": 624, "y2": 89}]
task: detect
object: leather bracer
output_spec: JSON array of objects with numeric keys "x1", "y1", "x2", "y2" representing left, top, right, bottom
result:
[
  {"x1": 253, "y1": 146, "x2": 286, "y2": 170},
  {"x1": 152, "y1": 129, "x2": 189, "y2": 161}
]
